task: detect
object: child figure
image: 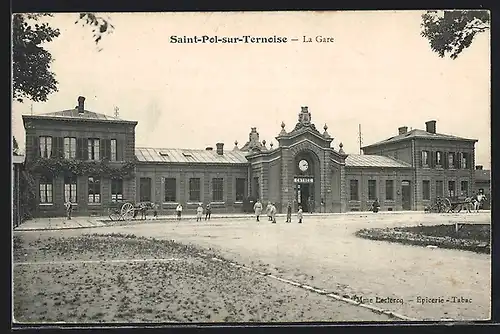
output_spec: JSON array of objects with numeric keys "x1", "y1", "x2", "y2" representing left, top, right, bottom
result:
[
  {"x1": 196, "y1": 203, "x2": 203, "y2": 222},
  {"x1": 270, "y1": 203, "x2": 277, "y2": 224},
  {"x1": 297, "y1": 205, "x2": 303, "y2": 224},
  {"x1": 286, "y1": 202, "x2": 292, "y2": 223}
]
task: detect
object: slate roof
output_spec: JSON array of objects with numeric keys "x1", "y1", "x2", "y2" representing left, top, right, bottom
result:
[
  {"x1": 345, "y1": 154, "x2": 412, "y2": 168},
  {"x1": 24, "y1": 109, "x2": 137, "y2": 124},
  {"x1": 362, "y1": 129, "x2": 477, "y2": 149},
  {"x1": 135, "y1": 147, "x2": 249, "y2": 164},
  {"x1": 475, "y1": 169, "x2": 491, "y2": 181}
]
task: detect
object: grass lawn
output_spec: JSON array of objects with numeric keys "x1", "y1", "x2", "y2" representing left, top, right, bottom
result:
[
  {"x1": 13, "y1": 233, "x2": 390, "y2": 323},
  {"x1": 355, "y1": 224, "x2": 490, "y2": 254}
]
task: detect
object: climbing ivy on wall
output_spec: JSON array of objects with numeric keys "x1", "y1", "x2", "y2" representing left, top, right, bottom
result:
[{"x1": 28, "y1": 157, "x2": 136, "y2": 179}]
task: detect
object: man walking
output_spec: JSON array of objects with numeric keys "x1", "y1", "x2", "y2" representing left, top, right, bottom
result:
[
  {"x1": 65, "y1": 200, "x2": 73, "y2": 220},
  {"x1": 297, "y1": 205, "x2": 303, "y2": 224},
  {"x1": 286, "y1": 202, "x2": 292, "y2": 223},
  {"x1": 176, "y1": 203, "x2": 183, "y2": 221},
  {"x1": 266, "y1": 202, "x2": 273, "y2": 221},
  {"x1": 253, "y1": 199, "x2": 263, "y2": 222},
  {"x1": 270, "y1": 203, "x2": 277, "y2": 224},
  {"x1": 205, "y1": 203, "x2": 212, "y2": 220},
  {"x1": 196, "y1": 203, "x2": 204, "y2": 222}
]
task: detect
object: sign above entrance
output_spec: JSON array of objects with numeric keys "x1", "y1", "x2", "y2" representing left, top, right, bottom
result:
[{"x1": 294, "y1": 177, "x2": 314, "y2": 183}]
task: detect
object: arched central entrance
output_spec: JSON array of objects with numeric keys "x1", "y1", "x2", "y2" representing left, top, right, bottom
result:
[{"x1": 293, "y1": 150, "x2": 320, "y2": 212}]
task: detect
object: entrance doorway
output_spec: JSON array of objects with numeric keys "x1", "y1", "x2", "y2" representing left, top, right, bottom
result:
[
  {"x1": 401, "y1": 180, "x2": 411, "y2": 210},
  {"x1": 297, "y1": 183, "x2": 313, "y2": 212}
]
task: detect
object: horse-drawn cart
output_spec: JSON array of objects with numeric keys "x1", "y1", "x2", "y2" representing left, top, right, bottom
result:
[
  {"x1": 107, "y1": 200, "x2": 155, "y2": 221},
  {"x1": 425, "y1": 196, "x2": 473, "y2": 213}
]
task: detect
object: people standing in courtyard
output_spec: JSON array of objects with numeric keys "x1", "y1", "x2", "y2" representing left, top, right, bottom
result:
[
  {"x1": 371, "y1": 198, "x2": 380, "y2": 213},
  {"x1": 176, "y1": 203, "x2": 183, "y2": 220},
  {"x1": 270, "y1": 203, "x2": 277, "y2": 223},
  {"x1": 286, "y1": 202, "x2": 292, "y2": 223},
  {"x1": 65, "y1": 200, "x2": 73, "y2": 220},
  {"x1": 253, "y1": 199, "x2": 263, "y2": 222},
  {"x1": 266, "y1": 201, "x2": 273, "y2": 221},
  {"x1": 205, "y1": 203, "x2": 212, "y2": 220},
  {"x1": 196, "y1": 203, "x2": 204, "y2": 222},
  {"x1": 297, "y1": 205, "x2": 303, "y2": 224}
]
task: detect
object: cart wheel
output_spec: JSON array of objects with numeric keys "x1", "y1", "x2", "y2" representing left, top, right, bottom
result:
[
  {"x1": 442, "y1": 198, "x2": 452, "y2": 213},
  {"x1": 121, "y1": 203, "x2": 135, "y2": 220}
]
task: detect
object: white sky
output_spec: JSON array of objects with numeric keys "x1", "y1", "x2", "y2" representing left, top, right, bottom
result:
[{"x1": 11, "y1": 11, "x2": 491, "y2": 168}]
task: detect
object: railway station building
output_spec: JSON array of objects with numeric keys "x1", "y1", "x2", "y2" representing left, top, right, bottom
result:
[{"x1": 21, "y1": 96, "x2": 488, "y2": 217}]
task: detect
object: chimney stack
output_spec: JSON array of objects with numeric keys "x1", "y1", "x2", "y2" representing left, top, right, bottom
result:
[
  {"x1": 425, "y1": 120, "x2": 436, "y2": 134},
  {"x1": 476, "y1": 165, "x2": 483, "y2": 170},
  {"x1": 216, "y1": 143, "x2": 224, "y2": 155},
  {"x1": 77, "y1": 96, "x2": 86, "y2": 114},
  {"x1": 398, "y1": 126, "x2": 408, "y2": 135}
]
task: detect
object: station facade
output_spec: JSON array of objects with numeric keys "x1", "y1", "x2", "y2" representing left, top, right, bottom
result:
[{"x1": 21, "y1": 96, "x2": 487, "y2": 217}]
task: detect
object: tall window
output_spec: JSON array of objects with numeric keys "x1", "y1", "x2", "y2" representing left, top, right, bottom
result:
[
  {"x1": 385, "y1": 180, "x2": 394, "y2": 200},
  {"x1": 39, "y1": 175, "x2": 53, "y2": 203},
  {"x1": 461, "y1": 181, "x2": 469, "y2": 197},
  {"x1": 189, "y1": 178, "x2": 201, "y2": 202},
  {"x1": 435, "y1": 151, "x2": 442, "y2": 167},
  {"x1": 436, "y1": 180, "x2": 444, "y2": 198},
  {"x1": 64, "y1": 137, "x2": 77, "y2": 159},
  {"x1": 421, "y1": 150, "x2": 429, "y2": 167},
  {"x1": 111, "y1": 179, "x2": 123, "y2": 202},
  {"x1": 111, "y1": 139, "x2": 117, "y2": 161},
  {"x1": 139, "y1": 178, "x2": 151, "y2": 202},
  {"x1": 164, "y1": 178, "x2": 176, "y2": 202},
  {"x1": 349, "y1": 180, "x2": 359, "y2": 201},
  {"x1": 88, "y1": 176, "x2": 101, "y2": 203},
  {"x1": 448, "y1": 180, "x2": 456, "y2": 197},
  {"x1": 448, "y1": 153, "x2": 455, "y2": 169},
  {"x1": 212, "y1": 178, "x2": 224, "y2": 202},
  {"x1": 235, "y1": 178, "x2": 246, "y2": 202},
  {"x1": 39, "y1": 136, "x2": 52, "y2": 158},
  {"x1": 461, "y1": 153, "x2": 469, "y2": 169},
  {"x1": 64, "y1": 175, "x2": 77, "y2": 203},
  {"x1": 88, "y1": 138, "x2": 100, "y2": 160},
  {"x1": 368, "y1": 180, "x2": 377, "y2": 200},
  {"x1": 422, "y1": 180, "x2": 430, "y2": 200}
]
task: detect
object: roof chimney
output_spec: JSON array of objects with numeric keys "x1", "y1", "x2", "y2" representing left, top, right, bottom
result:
[
  {"x1": 425, "y1": 120, "x2": 436, "y2": 134},
  {"x1": 205, "y1": 147, "x2": 213, "y2": 151},
  {"x1": 476, "y1": 165, "x2": 483, "y2": 170},
  {"x1": 398, "y1": 126, "x2": 408, "y2": 135},
  {"x1": 77, "y1": 96, "x2": 85, "y2": 114},
  {"x1": 216, "y1": 143, "x2": 224, "y2": 155}
]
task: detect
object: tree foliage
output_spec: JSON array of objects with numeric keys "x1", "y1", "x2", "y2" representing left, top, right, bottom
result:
[
  {"x1": 12, "y1": 13, "x2": 114, "y2": 103},
  {"x1": 421, "y1": 10, "x2": 490, "y2": 59}
]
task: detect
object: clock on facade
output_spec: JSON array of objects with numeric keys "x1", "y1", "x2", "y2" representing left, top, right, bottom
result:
[{"x1": 299, "y1": 159, "x2": 309, "y2": 172}]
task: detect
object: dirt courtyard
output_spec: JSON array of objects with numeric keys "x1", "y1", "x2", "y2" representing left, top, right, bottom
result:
[{"x1": 13, "y1": 211, "x2": 491, "y2": 323}]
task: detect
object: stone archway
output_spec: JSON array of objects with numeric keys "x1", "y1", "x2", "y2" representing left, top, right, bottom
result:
[{"x1": 290, "y1": 146, "x2": 322, "y2": 213}]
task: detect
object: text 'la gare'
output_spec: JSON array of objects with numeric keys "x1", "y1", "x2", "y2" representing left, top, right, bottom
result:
[{"x1": 303, "y1": 36, "x2": 335, "y2": 43}]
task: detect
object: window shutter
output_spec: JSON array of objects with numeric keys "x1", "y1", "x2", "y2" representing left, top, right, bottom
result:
[
  {"x1": 443, "y1": 151, "x2": 448, "y2": 169},
  {"x1": 456, "y1": 152, "x2": 461, "y2": 169},
  {"x1": 105, "y1": 139, "x2": 111, "y2": 160},
  {"x1": 420, "y1": 151, "x2": 423, "y2": 167},
  {"x1": 83, "y1": 138, "x2": 89, "y2": 160},
  {"x1": 430, "y1": 151, "x2": 434, "y2": 168},
  {"x1": 100, "y1": 139, "x2": 107, "y2": 160},
  {"x1": 76, "y1": 138, "x2": 82, "y2": 160},
  {"x1": 33, "y1": 136, "x2": 39, "y2": 158},
  {"x1": 56, "y1": 137, "x2": 64, "y2": 158},
  {"x1": 116, "y1": 140, "x2": 123, "y2": 161}
]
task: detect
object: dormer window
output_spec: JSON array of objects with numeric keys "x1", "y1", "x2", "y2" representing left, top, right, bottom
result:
[
  {"x1": 182, "y1": 152, "x2": 193, "y2": 158},
  {"x1": 159, "y1": 151, "x2": 169, "y2": 157}
]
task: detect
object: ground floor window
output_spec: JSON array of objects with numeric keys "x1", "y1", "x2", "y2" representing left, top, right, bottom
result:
[
  {"x1": 385, "y1": 180, "x2": 394, "y2": 200},
  {"x1": 111, "y1": 179, "x2": 123, "y2": 202},
  {"x1": 64, "y1": 175, "x2": 77, "y2": 203},
  {"x1": 461, "y1": 181, "x2": 469, "y2": 197},
  {"x1": 368, "y1": 180, "x2": 377, "y2": 200},
  {"x1": 436, "y1": 180, "x2": 444, "y2": 198},
  {"x1": 422, "y1": 180, "x2": 430, "y2": 200},
  {"x1": 350, "y1": 180, "x2": 359, "y2": 201},
  {"x1": 235, "y1": 178, "x2": 246, "y2": 202},
  {"x1": 212, "y1": 178, "x2": 224, "y2": 202},
  {"x1": 189, "y1": 178, "x2": 201, "y2": 202},
  {"x1": 139, "y1": 177, "x2": 151, "y2": 202},
  {"x1": 448, "y1": 180, "x2": 456, "y2": 197},
  {"x1": 88, "y1": 176, "x2": 101, "y2": 203},
  {"x1": 164, "y1": 178, "x2": 176, "y2": 202},
  {"x1": 39, "y1": 175, "x2": 53, "y2": 203}
]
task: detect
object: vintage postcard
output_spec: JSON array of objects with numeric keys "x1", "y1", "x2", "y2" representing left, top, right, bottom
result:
[{"x1": 12, "y1": 10, "x2": 491, "y2": 325}]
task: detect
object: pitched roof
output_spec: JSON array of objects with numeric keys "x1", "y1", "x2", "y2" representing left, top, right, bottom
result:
[
  {"x1": 362, "y1": 129, "x2": 477, "y2": 149},
  {"x1": 475, "y1": 169, "x2": 491, "y2": 181},
  {"x1": 23, "y1": 109, "x2": 137, "y2": 124},
  {"x1": 135, "y1": 147, "x2": 249, "y2": 165},
  {"x1": 345, "y1": 154, "x2": 412, "y2": 168}
]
